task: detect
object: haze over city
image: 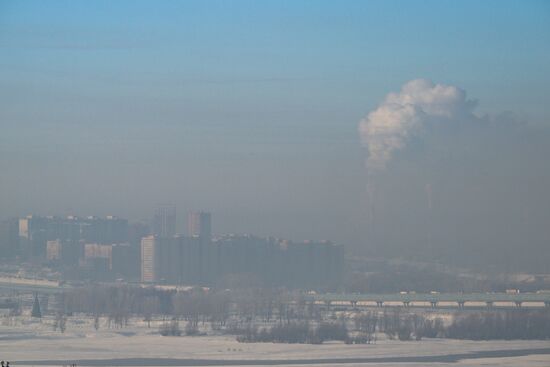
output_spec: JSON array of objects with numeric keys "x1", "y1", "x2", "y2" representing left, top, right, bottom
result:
[
  {"x1": 2, "y1": 0, "x2": 550, "y2": 271},
  {"x1": 1, "y1": 1, "x2": 550, "y2": 366}
]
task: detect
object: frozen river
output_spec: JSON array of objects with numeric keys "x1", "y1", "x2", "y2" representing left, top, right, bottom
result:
[{"x1": 1, "y1": 316, "x2": 549, "y2": 367}]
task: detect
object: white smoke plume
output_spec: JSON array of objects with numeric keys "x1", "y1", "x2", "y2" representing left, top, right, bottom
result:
[{"x1": 359, "y1": 79, "x2": 477, "y2": 176}]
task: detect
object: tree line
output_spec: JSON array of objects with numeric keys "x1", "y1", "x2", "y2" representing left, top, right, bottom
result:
[{"x1": 50, "y1": 285, "x2": 550, "y2": 341}]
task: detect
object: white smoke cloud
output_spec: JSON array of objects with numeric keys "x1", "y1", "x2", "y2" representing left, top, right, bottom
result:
[{"x1": 359, "y1": 79, "x2": 477, "y2": 175}]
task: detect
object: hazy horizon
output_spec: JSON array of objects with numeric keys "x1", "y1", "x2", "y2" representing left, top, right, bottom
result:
[{"x1": 2, "y1": 0, "x2": 550, "y2": 270}]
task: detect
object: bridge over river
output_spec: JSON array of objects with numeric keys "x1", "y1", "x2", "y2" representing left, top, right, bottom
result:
[
  {"x1": 0, "y1": 277, "x2": 72, "y2": 295},
  {"x1": 2, "y1": 276, "x2": 550, "y2": 310},
  {"x1": 306, "y1": 292, "x2": 550, "y2": 309}
]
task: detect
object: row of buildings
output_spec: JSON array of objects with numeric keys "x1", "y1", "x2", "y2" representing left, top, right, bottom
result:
[
  {"x1": 0, "y1": 210, "x2": 344, "y2": 289},
  {"x1": 0, "y1": 215, "x2": 132, "y2": 261},
  {"x1": 141, "y1": 234, "x2": 344, "y2": 289},
  {"x1": 0, "y1": 214, "x2": 142, "y2": 280}
]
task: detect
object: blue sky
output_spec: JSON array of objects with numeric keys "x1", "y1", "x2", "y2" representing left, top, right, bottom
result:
[
  {"x1": 1, "y1": 1, "x2": 550, "y2": 261},
  {"x1": 2, "y1": 0, "x2": 549, "y2": 121}
]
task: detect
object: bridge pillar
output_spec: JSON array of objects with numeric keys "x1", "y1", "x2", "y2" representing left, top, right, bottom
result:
[
  {"x1": 545, "y1": 302, "x2": 550, "y2": 308},
  {"x1": 515, "y1": 301, "x2": 522, "y2": 308},
  {"x1": 458, "y1": 301, "x2": 465, "y2": 308},
  {"x1": 430, "y1": 301, "x2": 438, "y2": 308},
  {"x1": 376, "y1": 301, "x2": 384, "y2": 308},
  {"x1": 403, "y1": 301, "x2": 410, "y2": 308},
  {"x1": 486, "y1": 301, "x2": 494, "y2": 308},
  {"x1": 350, "y1": 300, "x2": 358, "y2": 309},
  {"x1": 325, "y1": 301, "x2": 331, "y2": 311}
]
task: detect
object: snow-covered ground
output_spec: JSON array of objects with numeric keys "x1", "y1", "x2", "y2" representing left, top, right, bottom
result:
[{"x1": 1, "y1": 315, "x2": 549, "y2": 366}]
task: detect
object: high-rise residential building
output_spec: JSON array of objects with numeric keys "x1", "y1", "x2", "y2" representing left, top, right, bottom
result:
[
  {"x1": 82, "y1": 216, "x2": 128, "y2": 244},
  {"x1": 138, "y1": 230, "x2": 343, "y2": 289},
  {"x1": 188, "y1": 211, "x2": 211, "y2": 240},
  {"x1": 111, "y1": 243, "x2": 139, "y2": 279},
  {"x1": 18, "y1": 215, "x2": 50, "y2": 259},
  {"x1": 18, "y1": 216, "x2": 31, "y2": 239},
  {"x1": 45, "y1": 238, "x2": 80, "y2": 265},
  {"x1": 46, "y1": 240, "x2": 62, "y2": 261},
  {"x1": 0, "y1": 218, "x2": 19, "y2": 259},
  {"x1": 187, "y1": 211, "x2": 215, "y2": 282},
  {"x1": 16, "y1": 215, "x2": 129, "y2": 261},
  {"x1": 84, "y1": 243, "x2": 113, "y2": 269},
  {"x1": 153, "y1": 204, "x2": 176, "y2": 238},
  {"x1": 141, "y1": 235, "x2": 157, "y2": 282},
  {"x1": 128, "y1": 222, "x2": 150, "y2": 245}
]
